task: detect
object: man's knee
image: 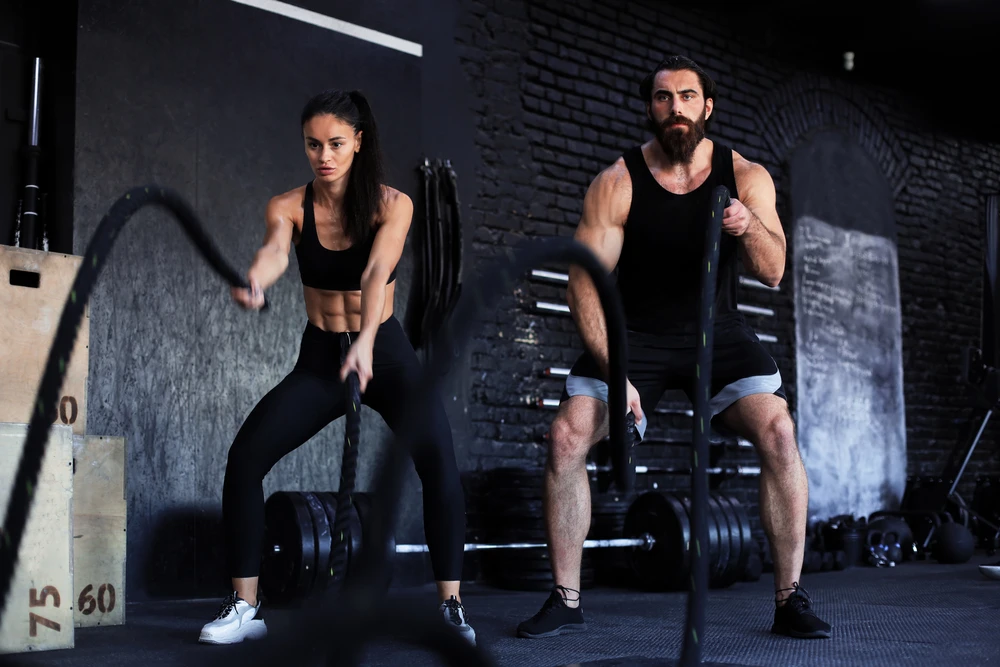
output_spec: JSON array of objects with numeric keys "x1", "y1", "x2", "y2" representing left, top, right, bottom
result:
[
  {"x1": 548, "y1": 412, "x2": 598, "y2": 472},
  {"x1": 755, "y1": 411, "x2": 799, "y2": 468}
]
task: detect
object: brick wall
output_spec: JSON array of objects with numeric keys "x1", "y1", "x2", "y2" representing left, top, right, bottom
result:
[{"x1": 455, "y1": 0, "x2": 1000, "y2": 533}]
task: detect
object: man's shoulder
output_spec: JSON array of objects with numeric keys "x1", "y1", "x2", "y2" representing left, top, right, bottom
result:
[
  {"x1": 729, "y1": 148, "x2": 766, "y2": 177},
  {"x1": 591, "y1": 156, "x2": 634, "y2": 202}
]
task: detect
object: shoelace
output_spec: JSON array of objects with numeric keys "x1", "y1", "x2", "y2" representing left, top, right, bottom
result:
[
  {"x1": 443, "y1": 596, "x2": 466, "y2": 625},
  {"x1": 775, "y1": 582, "x2": 814, "y2": 614},
  {"x1": 536, "y1": 585, "x2": 580, "y2": 618},
  {"x1": 214, "y1": 592, "x2": 240, "y2": 620}
]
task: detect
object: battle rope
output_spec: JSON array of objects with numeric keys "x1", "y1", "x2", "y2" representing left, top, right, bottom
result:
[
  {"x1": 681, "y1": 185, "x2": 729, "y2": 666},
  {"x1": 0, "y1": 185, "x2": 266, "y2": 633},
  {"x1": 411, "y1": 158, "x2": 464, "y2": 356},
  {"x1": 0, "y1": 183, "x2": 732, "y2": 667},
  {"x1": 442, "y1": 160, "x2": 463, "y2": 323},
  {"x1": 330, "y1": 346, "x2": 362, "y2": 588}
]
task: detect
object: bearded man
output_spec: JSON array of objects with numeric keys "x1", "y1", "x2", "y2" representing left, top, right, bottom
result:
[{"x1": 515, "y1": 55, "x2": 832, "y2": 641}]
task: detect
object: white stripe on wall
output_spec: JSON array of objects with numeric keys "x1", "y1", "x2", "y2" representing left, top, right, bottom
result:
[{"x1": 229, "y1": 0, "x2": 423, "y2": 57}]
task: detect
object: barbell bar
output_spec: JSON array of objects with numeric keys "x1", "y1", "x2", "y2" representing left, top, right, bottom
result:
[
  {"x1": 587, "y1": 463, "x2": 761, "y2": 476},
  {"x1": 394, "y1": 534, "x2": 656, "y2": 554},
  {"x1": 272, "y1": 535, "x2": 657, "y2": 555}
]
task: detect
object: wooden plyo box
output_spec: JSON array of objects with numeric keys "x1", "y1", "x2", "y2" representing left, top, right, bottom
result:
[
  {"x1": 72, "y1": 435, "x2": 126, "y2": 628},
  {"x1": 0, "y1": 245, "x2": 89, "y2": 436},
  {"x1": 0, "y1": 423, "x2": 75, "y2": 654}
]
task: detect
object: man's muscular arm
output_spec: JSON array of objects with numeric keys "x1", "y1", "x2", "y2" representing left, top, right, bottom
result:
[
  {"x1": 566, "y1": 160, "x2": 631, "y2": 380},
  {"x1": 727, "y1": 156, "x2": 786, "y2": 287}
]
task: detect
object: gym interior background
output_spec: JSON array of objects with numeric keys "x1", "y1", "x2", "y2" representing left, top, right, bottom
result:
[{"x1": 2, "y1": 0, "x2": 999, "y2": 606}]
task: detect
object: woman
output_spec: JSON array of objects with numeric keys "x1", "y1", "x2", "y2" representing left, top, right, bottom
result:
[{"x1": 198, "y1": 89, "x2": 474, "y2": 646}]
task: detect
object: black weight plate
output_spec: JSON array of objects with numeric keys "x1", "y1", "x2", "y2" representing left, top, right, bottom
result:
[
  {"x1": 706, "y1": 496, "x2": 731, "y2": 587},
  {"x1": 712, "y1": 493, "x2": 741, "y2": 587},
  {"x1": 591, "y1": 493, "x2": 635, "y2": 515},
  {"x1": 494, "y1": 551, "x2": 592, "y2": 571},
  {"x1": 484, "y1": 487, "x2": 545, "y2": 501},
  {"x1": 489, "y1": 499, "x2": 545, "y2": 518},
  {"x1": 301, "y1": 492, "x2": 332, "y2": 589},
  {"x1": 489, "y1": 569, "x2": 596, "y2": 592},
  {"x1": 726, "y1": 495, "x2": 753, "y2": 575},
  {"x1": 486, "y1": 560, "x2": 596, "y2": 584},
  {"x1": 624, "y1": 491, "x2": 688, "y2": 591},
  {"x1": 315, "y1": 492, "x2": 338, "y2": 583},
  {"x1": 260, "y1": 491, "x2": 316, "y2": 604},
  {"x1": 715, "y1": 494, "x2": 748, "y2": 582},
  {"x1": 675, "y1": 493, "x2": 721, "y2": 587},
  {"x1": 483, "y1": 468, "x2": 546, "y2": 493},
  {"x1": 347, "y1": 493, "x2": 366, "y2": 576}
]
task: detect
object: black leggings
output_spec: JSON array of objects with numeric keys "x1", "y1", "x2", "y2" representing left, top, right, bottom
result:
[{"x1": 222, "y1": 316, "x2": 465, "y2": 582}]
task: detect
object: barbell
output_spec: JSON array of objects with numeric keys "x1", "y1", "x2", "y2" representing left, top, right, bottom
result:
[
  {"x1": 588, "y1": 464, "x2": 761, "y2": 475},
  {"x1": 259, "y1": 486, "x2": 756, "y2": 604},
  {"x1": 394, "y1": 535, "x2": 655, "y2": 554}
]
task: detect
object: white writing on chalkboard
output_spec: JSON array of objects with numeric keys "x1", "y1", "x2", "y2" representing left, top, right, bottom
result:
[{"x1": 793, "y1": 215, "x2": 907, "y2": 522}]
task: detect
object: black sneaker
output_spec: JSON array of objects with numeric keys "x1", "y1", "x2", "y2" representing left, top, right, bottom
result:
[
  {"x1": 516, "y1": 586, "x2": 587, "y2": 639},
  {"x1": 771, "y1": 583, "x2": 832, "y2": 639}
]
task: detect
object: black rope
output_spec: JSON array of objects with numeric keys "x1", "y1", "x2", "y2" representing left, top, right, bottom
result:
[
  {"x1": 0, "y1": 185, "x2": 266, "y2": 634},
  {"x1": 330, "y1": 342, "x2": 362, "y2": 588},
  {"x1": 441, "y1": 159, "x2": 464, "y2": 323},
  {"x1": 0, "y1": 183, "x2": 737, "y2": 667},
  {"x1": 418, "y1": 161, "x2": 445, "y2": 350},
  {"x1": 411, "y1": 158, "x2": 464, "y2": 356},
  {"x1": 409, "y1": 159, "x2": 435, "y2": 348},
  {"x1": 680, "y1": 184, "x2": 729, "y2": 666}
]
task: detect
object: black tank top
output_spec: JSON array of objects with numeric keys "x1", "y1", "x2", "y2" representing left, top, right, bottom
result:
[
  {"x1": 616, "y1": 142, "x2": 747, "y2": 342},
  {"x1": 294, "y1": 181, "x2": 396, "y2": 291}
]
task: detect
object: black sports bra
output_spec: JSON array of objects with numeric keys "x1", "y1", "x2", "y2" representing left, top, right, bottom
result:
[{"x1": 293, "y1": 182, "x2": 396, "y2": 291}]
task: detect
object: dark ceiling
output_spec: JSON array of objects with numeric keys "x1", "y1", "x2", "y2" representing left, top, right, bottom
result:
[{"x1": 669, "y1": 0, "x2": 1000, "y2": 143}]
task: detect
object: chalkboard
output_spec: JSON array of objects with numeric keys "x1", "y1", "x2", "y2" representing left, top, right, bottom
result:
[
  {"x1": 793, "y1": 215, "x2": 907, "y2": 521},
  {"x1": 791, "y1": 130, "x2": 906, "y2": 523}
]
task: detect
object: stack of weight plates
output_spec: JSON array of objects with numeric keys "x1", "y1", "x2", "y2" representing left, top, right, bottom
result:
[{"x1": 478, "y1": 467, "x2": 595, "y2": 591}]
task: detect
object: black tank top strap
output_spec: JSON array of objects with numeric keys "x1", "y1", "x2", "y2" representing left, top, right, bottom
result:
[
  {"x1": 621, "y1": 146, "x2": 655, "y2": 195},
  {"x1": 711, "y1": 142, "x2": 738, "y2": 200},
  {"x1": 302, "y1": 181, "x2": 317, "y2": 239}
]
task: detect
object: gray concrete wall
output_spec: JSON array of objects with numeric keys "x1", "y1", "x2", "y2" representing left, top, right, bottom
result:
[{"x1": 74, "y1": 0, "x2": 475, "y2": 600}]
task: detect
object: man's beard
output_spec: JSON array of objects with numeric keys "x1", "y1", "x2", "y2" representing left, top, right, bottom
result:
[{"x1": 647, "y1": 111, "x2": 706, "y2": 165}]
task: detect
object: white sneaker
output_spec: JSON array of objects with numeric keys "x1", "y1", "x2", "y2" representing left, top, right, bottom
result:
[
  {"x1": 441, "y1": 596, "x2": 476, "y2": 646},
  {"x1": 979, "y1": 560, "x2": 1000, "y2": 581},
  {"x1": 198, "y1": 592, "x2": 268, "y2": 645}
]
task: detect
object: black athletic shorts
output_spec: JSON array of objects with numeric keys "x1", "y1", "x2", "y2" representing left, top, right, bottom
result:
[{"x1": 560, "y1": 323, "x2": 785, "y2": 439}]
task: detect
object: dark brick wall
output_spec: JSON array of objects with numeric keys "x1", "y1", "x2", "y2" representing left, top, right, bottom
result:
[{"x1": 455, "y1": 0, "x2": 1000, "y2": 535}]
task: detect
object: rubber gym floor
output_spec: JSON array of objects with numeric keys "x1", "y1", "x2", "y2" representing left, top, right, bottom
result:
[{"x1": 2, "y1": 554, "x2": 998, "y2": 667}]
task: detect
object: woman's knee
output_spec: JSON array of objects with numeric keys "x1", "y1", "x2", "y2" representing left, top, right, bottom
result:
[
  {"x1": 410, "y1": 404, "x2": 460, "y2": 476},
  {"x1": 224, "y1": 437, "x2": 271, "y2": 487}
]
